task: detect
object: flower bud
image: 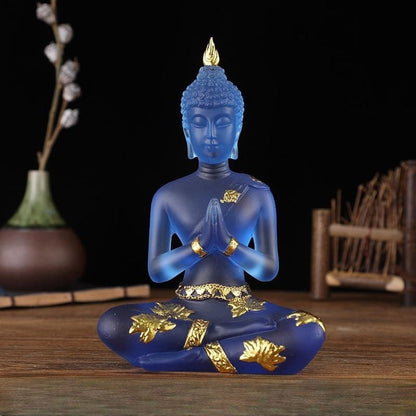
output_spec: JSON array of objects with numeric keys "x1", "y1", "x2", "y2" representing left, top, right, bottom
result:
[
  {"x1": 44, "y1": 42, "x2": 58, "y2": 63},
  {"x1": 63, "y1": 83, "x2": 81, "y2": 102},
  {"x1": 59, "y1": 60, "x2": 80, "y2": 85},
  {"x1": 36, "y1": 3, "x2": 56, "y2": 25},
  {"x1": 58, "y1": 24, "x2": 73, "y2": 44},
  {"x1": 60, "y1": 109, "x2": 79, "y2": 128}
]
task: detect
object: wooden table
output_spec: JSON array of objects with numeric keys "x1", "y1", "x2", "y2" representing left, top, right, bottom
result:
[{"x1": 1, "y1": 289, "x2": 415, "y2": 415}]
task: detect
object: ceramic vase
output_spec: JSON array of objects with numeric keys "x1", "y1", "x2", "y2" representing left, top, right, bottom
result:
[{"x1": 0, "y1": 170, "x2": 86, "y2": 292}]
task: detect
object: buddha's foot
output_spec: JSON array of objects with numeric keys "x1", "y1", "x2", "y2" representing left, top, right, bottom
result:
[
  {"x1": 208, "y1": 314, "x2": 277, "y2": 342},
  {"x1": 134, "y1": 348, "x2": 214, "y2": 373}
]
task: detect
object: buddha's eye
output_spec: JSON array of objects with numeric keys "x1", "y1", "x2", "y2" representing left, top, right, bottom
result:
[
  {"x1": 190, "y1": 116, "x2": 207, "y2": 128},
  {"x1": 216, "y1": 116, "x2": 232, "y2": 128}
]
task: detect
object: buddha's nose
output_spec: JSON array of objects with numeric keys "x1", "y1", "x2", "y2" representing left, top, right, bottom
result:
[{"x1": 206, "y1": 121, "x2": 217, "y2": 141}]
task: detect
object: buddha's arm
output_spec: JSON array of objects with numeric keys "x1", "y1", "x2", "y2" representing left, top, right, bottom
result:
[
  {"x1": 147, "y1": 193, "x2": 205, "y2": 283},
  {"x1": 148, "y1": 245, "x2": 201, "y2": 283},
  {"x1": 226, "y1": 242, "x2": 279, "y2": 282},
  {"x1": 147, "y1": 192, "x2": 279, "y2": 283},
  {"x1": 216, "y1": 193, "x2": 279, "y2": 282}
]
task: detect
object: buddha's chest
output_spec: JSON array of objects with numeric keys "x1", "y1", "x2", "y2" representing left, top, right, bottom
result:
[{"x1": 167, "y1": 182, "x2": 259, "y2": 239}]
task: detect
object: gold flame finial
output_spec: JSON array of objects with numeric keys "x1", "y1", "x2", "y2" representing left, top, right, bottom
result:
[{"x1": 203, "y1": 37, "x2": 220, "y2": 66}]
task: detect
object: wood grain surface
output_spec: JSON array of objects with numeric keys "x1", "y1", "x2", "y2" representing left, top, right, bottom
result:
[{"x1": 1, "y1": 289, "x2": 415, "y2": 415}]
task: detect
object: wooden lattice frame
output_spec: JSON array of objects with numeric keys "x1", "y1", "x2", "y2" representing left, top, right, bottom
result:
[{"x1": 310, "y1": 160, "x2": 416, "y2": 306}]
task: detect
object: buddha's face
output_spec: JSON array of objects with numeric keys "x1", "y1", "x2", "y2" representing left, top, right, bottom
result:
[{"x1": 184, "y1": 106, "x2": 239, "y2": 164}]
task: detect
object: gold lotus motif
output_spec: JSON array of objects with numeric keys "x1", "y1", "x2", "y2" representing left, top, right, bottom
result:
[
  {"x1": 151, "y1": 302, "x2": 194, "y2": 321},
  {"x1": 239, "y1": 336, "x2": 286, "y2": 371},
  {"x1": 287, "y1": 310, "x2": 325, "y2": 331},
  {"x1": 228, "y1": 297, "x2": 265, "y2": 318},
  {"x1": 129, "y1": 314, "x2": 176, "y2": 343}
]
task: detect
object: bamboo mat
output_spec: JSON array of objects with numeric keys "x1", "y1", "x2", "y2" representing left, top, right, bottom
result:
[{"x1": 0, "y1": 283, "x2": 151, "y2": 308}]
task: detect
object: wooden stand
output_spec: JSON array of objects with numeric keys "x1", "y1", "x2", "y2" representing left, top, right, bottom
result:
[
  {"x1": 401, "y1": 160, "x2": 416, "y2": 306},
  {"x1": 310, "y1": 209, "x2": 330, "y2": 300},
  {"x1": 310, "y1": 159, "x2": 416, "y2": 306}
]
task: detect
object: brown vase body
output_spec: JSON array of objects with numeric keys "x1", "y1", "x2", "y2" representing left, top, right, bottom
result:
[
  {"x1": 0, "y1": 227, "x2": 86, "y2": 292},
  {"x1": 0, "y1": 170, "x2": 86, "y2": 292}
]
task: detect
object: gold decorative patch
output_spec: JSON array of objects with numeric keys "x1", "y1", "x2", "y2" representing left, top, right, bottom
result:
[
  {"x1": 239, "y1": 336, "x2": 286, "y2": 371},
  {"x1": 129, "y1": 314, "x2": 176, "y2": 343},
  {"x1": 287, "y1": 310, "x2": 325, "y2": 331},
  {"x1": 250, "y1": 176, "x2": 264, "y2": 183},
  {"x1": 151, "y1": 302, "x2": 194, "y2": 321},
  {"x1": 220, "y1": 189, "x2": 241, "y2": 203},
  {"x1": 204, "y1": 341, "x2": 237, "y2": 373},
  {"x1": 228, "y1": 297, "x2": 266, "y2": 318},
  {"x1": 184, "y1": 319, "x2": 210, "y2": 349}
]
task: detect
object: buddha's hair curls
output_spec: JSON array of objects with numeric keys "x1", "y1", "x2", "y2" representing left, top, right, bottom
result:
[{"x1": 180, "y1": 65, "x2": 244, "y2": 131}]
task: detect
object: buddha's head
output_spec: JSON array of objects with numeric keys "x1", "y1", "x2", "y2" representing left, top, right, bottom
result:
[{"x1": 180, "y1": 38, "x2": 244, "y2": 161}]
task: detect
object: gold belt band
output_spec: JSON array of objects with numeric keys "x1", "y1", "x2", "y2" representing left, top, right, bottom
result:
[
  {"x1": 204, "y1": 341, "x2": 237, "y2": 373},
  {"x1": 175, "y1": 282, "x2": 251, "y2": 301}
]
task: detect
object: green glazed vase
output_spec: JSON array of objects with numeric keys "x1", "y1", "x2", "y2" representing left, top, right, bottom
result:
[{"x1": 0, "y1": 170, "x2": 86, "y2": 292}]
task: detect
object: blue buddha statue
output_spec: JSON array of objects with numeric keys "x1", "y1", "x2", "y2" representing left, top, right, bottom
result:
[{"x1": 97, "y1": 38, "x2": 325, "y2": 375}]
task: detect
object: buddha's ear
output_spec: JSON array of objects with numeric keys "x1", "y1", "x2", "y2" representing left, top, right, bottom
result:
[
  {"x1": 230, "y1": 131, "x2": 240, "y2": 160},
  {"x1": 183, "y1": 128, "x2": 196, "y2": 159}
]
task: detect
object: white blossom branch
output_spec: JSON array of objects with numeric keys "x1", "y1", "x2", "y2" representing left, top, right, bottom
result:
[{"x1": 36, "y1": 1, "x2": 80, "y2": 171}]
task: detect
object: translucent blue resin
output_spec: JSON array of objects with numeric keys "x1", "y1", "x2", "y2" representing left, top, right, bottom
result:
[{"x1": 97, "y1": 60, "x2": 325, "y2": 375}]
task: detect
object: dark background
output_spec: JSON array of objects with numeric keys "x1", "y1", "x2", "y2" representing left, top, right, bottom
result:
[{"x1": 3, "y1": 2, "x2": 415, "y2": 291}]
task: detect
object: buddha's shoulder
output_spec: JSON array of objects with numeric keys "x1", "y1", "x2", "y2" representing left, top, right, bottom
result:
[
  {"x1": 235, "y1": 173, "x2": 270, "y2": 190},
  {"x1": 153, "y1": 174, "x2": 197, "y2": 195}
]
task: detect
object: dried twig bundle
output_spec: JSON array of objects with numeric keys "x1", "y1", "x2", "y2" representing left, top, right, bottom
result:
[{"x1": 331, "y1": 166, "x2": 403, "y2": 276}]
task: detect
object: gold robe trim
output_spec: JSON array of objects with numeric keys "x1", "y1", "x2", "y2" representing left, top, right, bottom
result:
[
  {"x1": 184, "y1": 319, "x2": 210, "y2": 349},
  {"x1": 204, "y1": 341, "x2": 237, "y2": 373}
]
